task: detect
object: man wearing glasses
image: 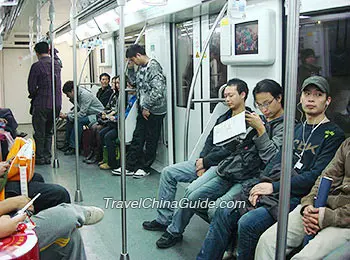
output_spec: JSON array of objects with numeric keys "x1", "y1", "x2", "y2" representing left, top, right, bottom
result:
[{"x1": 153, "y1": 79, "x2": 286, "y2": 249}]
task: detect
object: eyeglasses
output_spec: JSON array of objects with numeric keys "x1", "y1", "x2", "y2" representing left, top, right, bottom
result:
[{"x1": 256, "y1": 98, "x2": 275, "y2": 109}]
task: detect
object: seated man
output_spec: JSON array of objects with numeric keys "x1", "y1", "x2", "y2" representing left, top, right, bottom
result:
[
  {"x1": 0, "y1": 196, "x2": 104, "y2": 260},
  {"x1": 196, "y1": 76, "x2": 345, "y2": 260},
  {"x1": 60, "y1": 81, "x2": 104, "y2": 155},
  {"x1": 0, "y1": 107, "x2": 26, "y2": 138},
  {"x1": 154, "y1": 79, "x2": 285, "y2": 249},
  {"x1": 1, "y1": 161, "x2": 71, "y2": 213},
  {"x1": 256, "y1": 138, "x2": 350, "y2": 260},
  {"x1": 96, "y1": 73, "x2": 113, "y2": 108},
  {"x1": 142, "y1": 78, "x2": 249, "y2": 233}
]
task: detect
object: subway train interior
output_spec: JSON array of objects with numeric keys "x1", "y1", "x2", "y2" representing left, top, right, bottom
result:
[{"x1": 0, "y1": 0, "x2": 349, "y2": 259}]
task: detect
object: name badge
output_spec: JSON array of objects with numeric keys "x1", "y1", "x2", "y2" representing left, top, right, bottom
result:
[{"x1": 294, "y1": 159, "x2": 303, "y2": 170}]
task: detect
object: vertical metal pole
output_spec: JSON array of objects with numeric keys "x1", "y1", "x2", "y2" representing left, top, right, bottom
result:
[
  {"x1": 275, "y1": 0, "x2": 300, "y2": 259},
  {"x1": 49, "y1": 0, "x2": 59, "y2": 168},
  {"x1": 36, "y1": 2, "x2": 42, "y2": 42},
  {"x1": 184, "y1": 2, "x2": 227, "y2": 160},
  {"x1": 117, "y1": 0, "x2": 129, "y2": 259},
  {"x1": 70, "y1": 0, "x2": 82, "y2": 202}
]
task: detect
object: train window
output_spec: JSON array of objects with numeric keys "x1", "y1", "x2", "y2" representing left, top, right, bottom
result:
[
  {"x1": 209, "y1": 15, "x2": 227, "y2": 112},
  {"x1": 298, "y1": 13, "x2": 350, "y2": 136},
  {"x1": 175, "y1": 21, "x2": 194, "y2": 108}
]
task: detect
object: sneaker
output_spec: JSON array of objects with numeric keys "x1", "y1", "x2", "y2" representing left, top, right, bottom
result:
[
  {"x1": 82, "y1": 206, "x2": 104, "y2": 225},
  {"x1": 156, "y1": 231, "x2": 183, "y2": 249},
  {"x1": 98, "y1": 160, "x2": 104, "y2": 166},
  {"x1": 99, "y1": 163, "x2": 111, "y2": 170},
  {"x1": 112, "y1": 167, "x2": 133, "y2": 176},
  {"x1": 142, "y1": 220, "x2": 168, "y2": 231},
  {"x1": 133, "y1": 169, "x2": 150, "y2": 179}
]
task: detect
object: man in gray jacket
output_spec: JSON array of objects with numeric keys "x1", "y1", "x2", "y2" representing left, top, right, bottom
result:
[
  {"x1": 114, "y1": 44, "x2": 166, "y2": 178},
  {"x1": 60, "y1": 81, "x2": 104, "y2": 155}
]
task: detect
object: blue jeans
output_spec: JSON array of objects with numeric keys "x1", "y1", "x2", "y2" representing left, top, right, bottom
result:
[
  {"x1": 156, "y1": 160, "x2": 212, "y2": 225},
  {"x1": 66, "y1": 116, "x2": 90, "y2": 148},
  {"x1": 197, "y1": 206, "x2": 275, "y2": 260},
  {"x1": 167, "y1": 170, "x2": 236, "y2": 236}
]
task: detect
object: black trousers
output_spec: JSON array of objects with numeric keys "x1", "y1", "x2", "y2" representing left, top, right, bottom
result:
[
  {"x1": 100, "y1": 125, "x2": 118, "y2": 168},
  {"x1": 32, "y1": 107, "x2": 58, "y2": 160},
  {"x1": 126, "y1": 112, "x2": 165, "y2": 172},
  {"x1": 5, "y1": 173, "x2": 71, "y2": 213}
]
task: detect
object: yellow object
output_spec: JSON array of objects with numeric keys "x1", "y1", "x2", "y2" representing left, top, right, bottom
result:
[{"x1": 0, "y1": 138, "x2": 36, "y2": 200}]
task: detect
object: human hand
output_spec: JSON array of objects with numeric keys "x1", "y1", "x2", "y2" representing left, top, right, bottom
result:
[
  {"x1": 196, "y1": 168, "x2": 206, "y2": 177},
  {"x1": 142, "y1": 109, "x2": 150, "y2": 120},
  {"x1": 7, "y1": 196, "x2": 34, "y2": 212},
  {"x1": 249, "y1": 182, "x2": 273, "y2": 206},
  {"x1": 302, "y1": 205, "x2": 320, "y2": 235},
  {"x1": 0, "y1": 118, "x2": 8, "y2": 124},
  {"x1": 0, "y1": 214, "x2": 26, "y2": 238},
  {"x1": 245, "y1": 112, "x2": 265, "y2": 136},
  {"x1": 59, "y1": 112, "x2": 67, "y2": 119},
  {"x1": 0, "y1": 161, "x2": 10, "y2": 177},
  {"x1": 195, "y1": 158, "x2": 204, "y2": 171}
]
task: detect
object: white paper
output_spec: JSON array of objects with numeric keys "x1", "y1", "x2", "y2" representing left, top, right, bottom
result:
[{"x1": 213, "y1": 111, "x2": 246, "y2": 145}]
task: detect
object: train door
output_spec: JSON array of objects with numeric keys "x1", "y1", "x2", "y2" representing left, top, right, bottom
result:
[
  {"x1": 173, "y1": 14, "x2": 227, "y2": 163},
  {"x1": 173, "y1": 18, "x2": 202, "y2": 163}
]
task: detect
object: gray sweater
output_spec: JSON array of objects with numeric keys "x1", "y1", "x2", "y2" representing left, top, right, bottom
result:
[
  {"x1": 127, "y1": 59, "x2": 167, "y2": 115},
  {"x1": 67, "y1": 88, "x2": 104, "y2": 121}
]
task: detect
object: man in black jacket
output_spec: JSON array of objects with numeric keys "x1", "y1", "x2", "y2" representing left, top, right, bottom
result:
[
  {"x1": 96, "y1": 73, "x2": 113, "y2": 108},
  {"x1": 142, "y1": 78, "x2": 249, "y2": 234}
]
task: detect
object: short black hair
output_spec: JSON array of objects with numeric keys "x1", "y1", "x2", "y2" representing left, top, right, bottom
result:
[
  {"x1": 226, "y1": 78, "x2": 249, "y2": 101},
  {"x1": 63, "y1": 81, "x2": 74, "y2": 94},
  {"x1": 99, "y1": 73, "x2": 110, "y2": 81},
  {"x1": 111, "y1": 75, "x2": 120, "y2": 82},
  {"x1": 126, "y1": 44, "x2": 146, "y2": 58},
  {"x1": 253, "y1": 79, "x2": 284, "y2": 107},
  {"x1": 34, "y1": 42, "x2": 49, "y2": 54}
]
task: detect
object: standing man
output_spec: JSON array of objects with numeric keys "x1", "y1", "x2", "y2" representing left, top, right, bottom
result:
[
  {"x1": 115, "y1": 44, "x2": 166, "y2": 178},
  {"x1": 28, "y1": 41, "x2": 62, "y2": 165},
  {"x1": 96, "y1": 73, "x2": 113, "y2": 108}
]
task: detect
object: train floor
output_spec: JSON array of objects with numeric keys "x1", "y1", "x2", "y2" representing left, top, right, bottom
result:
[{"x1": 18, "y1": 124, "x2": 209, "y2": 260}]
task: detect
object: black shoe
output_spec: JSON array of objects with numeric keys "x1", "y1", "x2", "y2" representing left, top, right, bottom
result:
[
  {"x1": 35, "y1": 158, "x2": 46, "y2": 165},
  {"x1": 64, "y1": 148, "x2": 75, "y2": 155},
  {"x1": 142, "y1": 220, "x2": 168, "y2": 231},
  {"x1": 86, "y1": 155, "x2": 98, "y2": 164},
  {"x1": 59, "y1": 145, "x2": 71, "y2": 152},
  {"x1": 44, "y1": 158, "x2": 51, "y2": 165},
  {"x1": 16, "y1": 131, "x2": 27, "y2": 138},
  {"x1": 156, "y1": 231, "x2": 183, "y2": 249},
  {"x1": 83, "y1": 151, "x2": 94, "y2": 162}
]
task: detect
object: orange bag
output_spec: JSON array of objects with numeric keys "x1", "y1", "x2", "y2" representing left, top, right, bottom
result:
[{"x1": 0, "y1": 138, "x2": 36, "y2": 201}]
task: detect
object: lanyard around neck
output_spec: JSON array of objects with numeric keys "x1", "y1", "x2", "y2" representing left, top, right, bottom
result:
[{"x1": 300, "y1": 117, "x2": 327, "y2": 158}]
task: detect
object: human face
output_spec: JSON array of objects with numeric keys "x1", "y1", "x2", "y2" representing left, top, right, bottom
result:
[
  {"x1": 300, "y1": 85, "x2": 330, "y2": 117},
  {"x1": 255, "y1": 92, "x2": 283, "y2": 121},
  {"x1": 100, "y1": 76, "x2": 110, "y2": 88},
  {"x1": 111, "y1": 77, "x2": 120, "y2": 92},
  {"x1": 224, "y1": 85, "x2": 245, "y2": 111},
  {"x1": 65, "y1": 91, "x2": 74, "y2": 100},
  {"x1": 129, "y1": 53, "x2": 143, "y2": 66}
]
